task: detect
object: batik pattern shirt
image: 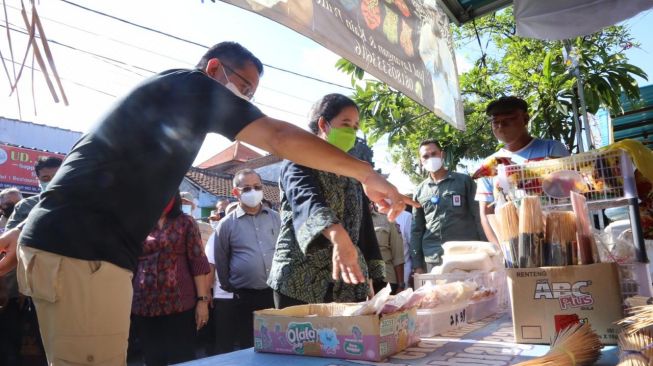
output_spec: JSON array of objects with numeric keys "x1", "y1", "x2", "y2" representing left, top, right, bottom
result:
[
  {"x1": 132, "y1": 214, "x2": 210, "y2": 316},
  {"x1": 268, "y1": 161, "x2": 384, "y2": 304}
]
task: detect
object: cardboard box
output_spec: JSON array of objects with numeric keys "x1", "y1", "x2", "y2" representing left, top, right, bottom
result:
[
  {"x1": 507, "y1": 262, "x2": 623, "y2": 345},
  {"x1": 253, "y1": 303, "x2": 418, "y2": 361}
]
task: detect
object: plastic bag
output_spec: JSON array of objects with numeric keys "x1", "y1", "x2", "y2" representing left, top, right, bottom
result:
[
  {"x1": 346, "y1": 283, "x2": 392, "y2": 316},
  {"x1": 442, "y1": 241, "x2": 499, "y2": 257},
  {"x1": 379, "y1": 288, "x2": 414, "y2": 314},
  {"x1": 416, "y1": 280, "x2": 476, "y2": 309}
]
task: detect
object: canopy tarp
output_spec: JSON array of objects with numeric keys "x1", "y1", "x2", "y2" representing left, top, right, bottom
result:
[
  {"x1": 513, "y1": 0, "x2": 653, "y2": 40},
  {"x1": 438, "y1": 0, "x2": 653, "y2": 40}
]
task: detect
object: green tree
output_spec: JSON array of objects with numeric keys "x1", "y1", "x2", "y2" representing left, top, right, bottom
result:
[{"x1": 338, "y1": 8, "x2": 647, "y2": 183}]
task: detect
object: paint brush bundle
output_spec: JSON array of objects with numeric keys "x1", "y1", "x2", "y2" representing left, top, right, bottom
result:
[
  {"x1": 518, "y1": 196, "x2": 544, "y2": 268},
  {"x1": 618, "y1": 329, "x2": 653, "y2": 366},
  {"x1": 544, "y1": 211, "x2": 577, "y2": 266},
  {"x1": 513, "y1": 322, "x2": 602, "y2": 366}
]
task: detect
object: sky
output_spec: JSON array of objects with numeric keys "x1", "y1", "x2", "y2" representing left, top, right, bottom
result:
[{"x1": 1, "y1": 1, "x2": 652, "y2": 193}]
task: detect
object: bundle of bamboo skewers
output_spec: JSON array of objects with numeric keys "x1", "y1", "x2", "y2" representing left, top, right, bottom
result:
[
  {"x1": 513, "y1": 322, "x2": 602, "y2": 365},
  {"x1": 490, "y1": 195, "x2": 591, "y2": 268},
  {"x1": 491, "y1": 201, "x2": 520, "y2": 267},
  {"x1": 545, "y1": 211, "x2": 577, "y2": 266}
]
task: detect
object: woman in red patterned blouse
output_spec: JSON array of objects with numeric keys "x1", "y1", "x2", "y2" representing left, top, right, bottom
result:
[{"x1": 131, "y1": 192, "x2": 211, "y2": 365}]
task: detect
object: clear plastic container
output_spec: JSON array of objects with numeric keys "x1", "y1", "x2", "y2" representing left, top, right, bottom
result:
[
  {"x1": 414, "y1": 270, "x2": 508, "y2": 306},
  {"x1": 416, "y1": 303, "x2": 468, "y2": 337},
  {"x1": 466, "y1": 295, "x2": 499, "y2": 322}
]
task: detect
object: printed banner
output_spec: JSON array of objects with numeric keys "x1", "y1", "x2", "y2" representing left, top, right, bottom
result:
[
  {"x1": 0, "y1": 144, "x2": 65, "y2": 193},
  {"x1": 219, "y1": 0, "x2": 465, "y2": 130}
]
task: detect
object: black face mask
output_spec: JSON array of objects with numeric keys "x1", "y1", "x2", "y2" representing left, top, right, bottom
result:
[
  {"x1": 218, "y1": 211, "x2": 226, "y2": 218},
  {"x1": 1, "y1": 203, "x2": 15, "y2": 218}
]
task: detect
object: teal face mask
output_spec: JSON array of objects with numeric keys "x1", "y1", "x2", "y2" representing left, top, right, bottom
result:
[{"x1": 326, "y1": 126, "x2": 357, "y2": 152}]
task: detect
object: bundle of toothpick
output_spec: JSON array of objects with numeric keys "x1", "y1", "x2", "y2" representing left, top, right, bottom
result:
[
  {"x1": 616, "y1": 297, "x2": 653, "y2": 365},
  {"x1": 618, "y1": 329, "x2": 653, "y2": 366},
  {"x1": 514, "y1": 323, "x2": 602, "y2": 366},
  {"x1": 618, "y1": 300, "x2": 653, "y2": 336}
]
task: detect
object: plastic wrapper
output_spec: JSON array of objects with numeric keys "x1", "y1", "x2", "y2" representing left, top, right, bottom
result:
[
  {"x1": 470, "y1": 286, "x2": 498, "y2": 302},
  {"x1": 345, "y1": 283, "x2": 392, "y2": 316},
  {"x1": 417, "y1": 280, "x2": 476, "y2": 309},
  {"x1": 439, "y1": 252, "x2": 496, "y2": 273},
  {"x1": 379, "y1": 288, "x2": 414, "y2": 314},
  {"x1": 442, "y1": 241, "x2": 499, "y2": 257},
  {"x1": 597, "y1": 229, "x2": 637, "y2": 264},
  {"x1": 399, "y1": 289, "x2": 426, "y2": 311}
]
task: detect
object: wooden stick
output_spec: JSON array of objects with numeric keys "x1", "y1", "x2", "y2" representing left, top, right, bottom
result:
[{"x1": 19, "y1": 0, "x2": 58, "y2": 103}]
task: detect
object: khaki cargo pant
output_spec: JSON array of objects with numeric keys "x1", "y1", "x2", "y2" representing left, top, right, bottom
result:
[{"x1": 16, "y1": 245, "x2": 133, "y2": 366}]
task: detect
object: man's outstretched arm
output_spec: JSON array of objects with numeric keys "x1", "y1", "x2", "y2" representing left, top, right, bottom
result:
[{"x1": 236, "y1": 117, "x2": 419, "y2": 221}]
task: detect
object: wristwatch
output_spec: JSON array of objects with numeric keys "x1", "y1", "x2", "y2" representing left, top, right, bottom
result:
[{"x1": 196, "y1": 295, "x2": 210, "y2": 302}]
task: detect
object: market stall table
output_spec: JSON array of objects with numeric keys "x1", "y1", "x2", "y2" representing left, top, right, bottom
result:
[{"x1": 180, "y1": 311, "x2": 618, "y2": 365}]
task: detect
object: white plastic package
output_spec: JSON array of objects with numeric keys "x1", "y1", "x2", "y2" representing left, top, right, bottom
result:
[
  {"x1": 346, "y1": 283, "x2": 392, "y2": 316},
  {"x1": 442, "y1": 241, "x2": 500, "y2": 257},
  {"x1": 440, "y1": 252, "x2": 495, "y2": 273}
]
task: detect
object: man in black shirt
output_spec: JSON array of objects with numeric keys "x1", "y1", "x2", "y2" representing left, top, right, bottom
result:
[{"x1": 7, "y1": 42, "x2": 416, "y2": 363}]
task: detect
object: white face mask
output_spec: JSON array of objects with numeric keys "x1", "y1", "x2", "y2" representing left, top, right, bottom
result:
[
  {"x1": 423, "y1": 157, "x2": 443, "y2": 173},
  {"x1": 240, "y1": 190, "x2": 263, "y2": 208},
  {"x1": 221, "y1": 65, "x2": 250, "y2": 101},
  {"x1": 182, "y1": 205, "x2": 193, "y2": 215}
]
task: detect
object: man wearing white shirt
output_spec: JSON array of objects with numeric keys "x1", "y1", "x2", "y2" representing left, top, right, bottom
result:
[
  {"x1": 204, "y1": 231, "x2": 235, "y2": 354},
  {"x1": 394, "y1": 208, "x2": 413, "y2": 287}
]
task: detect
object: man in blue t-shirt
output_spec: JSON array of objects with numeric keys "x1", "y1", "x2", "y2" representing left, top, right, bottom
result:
[{"x1": 475, "y1": 96, "x2": 569, "y2": 243}]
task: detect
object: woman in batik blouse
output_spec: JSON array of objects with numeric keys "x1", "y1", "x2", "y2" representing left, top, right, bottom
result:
[
  {"x1": 268, "y1": 93, "x2": 385, "y2": 308},
  {"x1": 131, "y1": 192, "x2": 211, "y2": 365}
]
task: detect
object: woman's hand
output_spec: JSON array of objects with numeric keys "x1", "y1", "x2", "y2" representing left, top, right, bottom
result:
[
  {"x1": 367, "y1": 279, "x2": 375, "y2": 299},
  {"x1": 324, "y1": 224, "x2": 365, "y2": 284},
  {"x1": 361, "y1": 172, "x2": 420, "y2": 222},
  {"x1": 195, "y1": 300, "x2": 209, "y2": 330}
]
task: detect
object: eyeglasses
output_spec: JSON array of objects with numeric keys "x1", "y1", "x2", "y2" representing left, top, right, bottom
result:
[
  {"x1": 237, "y1": 185, "x2": 263, "y2": 193},
  {"x1": 223, "y1": 63, "x2": 255, "y2": 99}
]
